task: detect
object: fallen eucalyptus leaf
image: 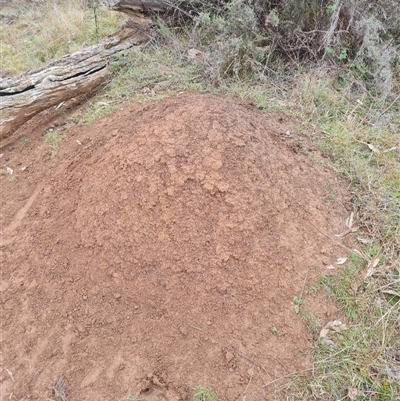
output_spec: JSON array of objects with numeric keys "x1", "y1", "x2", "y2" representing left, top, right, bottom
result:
[
  {"x1": 357, "y1": 237, "x2": 373, "y2": 245},
  {"x1": 319, "y1": 328, "x2": 330, "y2": 338},
  {"x1": 364, "y1": 257, "x2": 380, "y2": 279},
  {"x1": 321, "y1": 338, "x2": 336, "y2": 347},
  {"x1": 347, "y1": 387, "x2": 364, "y2": 400},
  {"x1": 367, "y1": 143, "x2": 380, "y2": 153},
  {"x1": 187, "y1": 48, "x2": 202, "y2": 59},
  {"x1": 346, "y1": 212, "x2": 354, "y2": 228}
]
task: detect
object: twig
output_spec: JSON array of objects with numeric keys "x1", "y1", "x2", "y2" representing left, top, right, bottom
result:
[
  {"x1": 53, "y1": 375, "x2": 68, "y2": 401},
  {"x1": 299, "y1": 270, "x2": 309, "y2": 300},
  {"x1": 263, "y1": 368, "x2": 312, "y2": 388},
  {"x1": 6, "y1": 369, "x2": 14, "y2": 382},
  {"x1": 376, "y1": 94, "x2": 400, "y2": 122},
  {"x1": 228, "y1": 347, "x2": 274, "y2": 380},
  {"x1": 187, "y1": 324, "x2": 203, "y2": 331},
  {"x1": 307, "y1": 221, "x2": 359, "y2": 255},
  {"x1": 224, "y1": 57, "x2": 236, "y2": 75},
  {"x1": 236, "y1": 371, "x2": 253, "y2": 401},
  {"x1": 374, "y1": 298, "x2": 400, "y2": 328}
]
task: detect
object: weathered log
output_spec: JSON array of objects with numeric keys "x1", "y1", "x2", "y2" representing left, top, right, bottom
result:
[
  {"x1": 0, "y1": 28, "x2": 145, "y2": 139},
  {"x1": 102, "y1": 0, "x2": 172, "y2": 15},
  {"x1": 101, "y1": 0, "x2": 192, "y2": 23}
]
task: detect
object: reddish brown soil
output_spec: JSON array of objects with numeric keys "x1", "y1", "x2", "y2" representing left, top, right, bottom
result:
[{"x1": 1, "y1": 94, "x2": 351, "y2": 401}]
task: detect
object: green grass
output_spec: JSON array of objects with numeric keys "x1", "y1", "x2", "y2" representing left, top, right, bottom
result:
[
  {"x1": 126, "y1": 395, "x2": 142, "y2": 401},
  {"x1": 76, "y1": 46, "x2": 204, "y2": 124},
  {"x1": 44, "y1": 130, "x2": 62, "y2": 159},
  {"x1": 193, "y1": 387, "x2": 218, "y2": 401}
]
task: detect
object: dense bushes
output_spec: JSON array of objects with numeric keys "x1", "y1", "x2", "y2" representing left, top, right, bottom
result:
[{"x1": 173, "y1": 0, "x2": 399, "y2": 98}]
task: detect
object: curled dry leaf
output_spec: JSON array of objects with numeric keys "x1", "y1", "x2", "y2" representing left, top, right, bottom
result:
[
  {"x1": 367, "y1": 143, "x2": 380, "y2": 153},
  {"x1": 326, "y1": 265, "x2": 335, "y2": 270},
  {"x1": 335, "y1": 226, "x2": 359, "y2": 237},
  {"x1": 336, "y1": 257, "x2": 347, "y2": 265},
  {"x1": 347, "y1": 387, "x2": 364, "y2": 400},
  {"x1": 382, "y1": 146, "x2": 398, "y2": 153},
  {"x1": 357, "y1": 237, "x2": 373, "y2": 245},
  {"x1": 76, "y1": 140, "x2": 82, "y2": 146},
  {"x1": 351, "y1": 249, "x2": 364, "y2": 258},
  {"x1": 319, "y1": 328, "x2": 330, "y2": 338},
  {"x1": 56, "y1": 101, "x2": 65, "y2": 110},
  {"x1": 319, "y1": 320, "x2": 348, "y2": 338},
  {"x1": 6, "y1": 167, "x2": 13, "y2": 175},
  {"x1": 370, "y1": 257, "x2": 380, "y2": 269},
  {"x1": 364, "y1": 257, "x2": 380, "y2": 279},
  {"x1": 382, "y1": 289, "x2": 400, "y2": 297},
  {"x1": 187, "y1": 48, "x2": 202, "y2": 59},
  {"x1": 321, "y1": 338, "x2": 336, "y2": 347},
  {"x1": 346, "y1": 212, "x2": 354, "y2": 228}
]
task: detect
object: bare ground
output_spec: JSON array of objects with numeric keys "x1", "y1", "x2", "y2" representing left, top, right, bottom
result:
[{"x1": 0, "y1": 93, "x2": 352, "y2": 401}]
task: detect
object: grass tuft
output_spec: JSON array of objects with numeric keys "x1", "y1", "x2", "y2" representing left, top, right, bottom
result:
[
  {"x1": 44, "y1": 130, "x2": 62, "y2": 159},
  {"x1": 193, "y1": 387, "x2": 218, "y2": 401}
]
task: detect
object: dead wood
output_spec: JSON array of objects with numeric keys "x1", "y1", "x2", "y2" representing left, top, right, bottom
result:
[{"x1": 0, "y1": 28, "x2": 145, "y2": 139}]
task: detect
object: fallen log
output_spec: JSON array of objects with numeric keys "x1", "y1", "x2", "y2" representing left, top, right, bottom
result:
[
  {"x1": 102, "y1": 0, "x2": 195, "y2": 22},
  {"x1": 102, "y1": 0, "x2": 172, "y2": 16},
  {"x1": 0, "y1": 0, "x2": 189, "y2": 139},
  {"x1": 0, "y1": 27, "x2": 145, "y2": 139}
]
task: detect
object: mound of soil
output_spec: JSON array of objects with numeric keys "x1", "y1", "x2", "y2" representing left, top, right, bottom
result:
[{"x1": 1, "y1": 94, "x2": 349, "y2": 400}]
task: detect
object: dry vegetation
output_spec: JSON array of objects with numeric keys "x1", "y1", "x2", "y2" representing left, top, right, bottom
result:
[
  {"x1": 1, "y1": 0, "x2": 399, "y2": 400},
  {"x1": 0, "y1": 0, "x2": 126, "y2": 75}
]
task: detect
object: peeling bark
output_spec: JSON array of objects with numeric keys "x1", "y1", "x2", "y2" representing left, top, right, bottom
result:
[
  {"x1": 0, "y1": 28, "x2": 145, "y2": 139},
  {"x1": 102, "y1": 0, "x2": 172, "y2": 15}
]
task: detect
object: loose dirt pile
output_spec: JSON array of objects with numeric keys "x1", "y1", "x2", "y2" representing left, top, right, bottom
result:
[{"x1": 1, "y1": 94, "x2": 350, "y2": 400}]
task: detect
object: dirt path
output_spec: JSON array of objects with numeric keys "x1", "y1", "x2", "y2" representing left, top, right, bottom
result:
[{"x1": 0, "y1": 94, "x2": 350, "y2": 401}]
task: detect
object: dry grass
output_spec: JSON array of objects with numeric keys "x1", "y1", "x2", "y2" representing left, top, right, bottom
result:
[{"x1": 0, "y1": 0, "x2": 126, "y2": 75}]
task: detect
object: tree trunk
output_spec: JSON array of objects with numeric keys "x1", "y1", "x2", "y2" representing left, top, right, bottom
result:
[{"x1": 0, "y1": 28, "x2": 145, "y2": 139}]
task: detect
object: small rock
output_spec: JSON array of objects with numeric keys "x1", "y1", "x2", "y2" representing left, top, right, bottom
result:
[
  {"x1": 206, "y1": 320, "x2": 212, "y2": 325},
  {"x1": 114, "y1": 293, "x2": 121, "y2": 299},
  {"x1": 321, "y1": 257, "x2": 331, "y2": 265},
  {"x1": 76, "y1": 323, "x2": 85, "y2": 333},
  {"x1": 179, "y1": 326, "x2": 188, "y2": 336},
  {"x1": 225, "y1": 351, "x2": 234, "y2": 362},
  {"x1": 8, "y1": 146, "x2": 13, "y2": 151}
]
